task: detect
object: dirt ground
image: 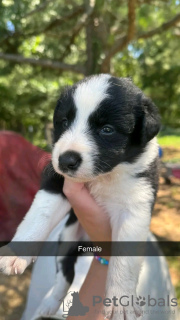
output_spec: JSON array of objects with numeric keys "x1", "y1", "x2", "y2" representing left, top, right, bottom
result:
[
  {"x1": 0, "y1": 146, "x2": 180, "y2": 320},
  {"x1": 151, "y1": 176, "x2": 180, "y2": 241},
  {"x1": 150, "y1": 146, "x2": 180, "y2": 308},
  {"x1": 0, "y1": 268, "x2": 31, "y2": 320}
]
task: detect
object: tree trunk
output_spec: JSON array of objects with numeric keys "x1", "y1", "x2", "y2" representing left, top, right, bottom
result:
[{"x1": 85, "y1": 0, "x2": 110, "y2": 75}]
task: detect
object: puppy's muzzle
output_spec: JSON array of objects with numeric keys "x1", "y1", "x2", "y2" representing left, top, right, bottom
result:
[{"x1": 58, "y1": 151, "x2": 82, "y2": 173}]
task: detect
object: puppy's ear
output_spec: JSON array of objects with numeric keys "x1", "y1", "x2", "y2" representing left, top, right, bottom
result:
[{"x1": 142, "y1": 97, "x2": 161, "y2": 144}]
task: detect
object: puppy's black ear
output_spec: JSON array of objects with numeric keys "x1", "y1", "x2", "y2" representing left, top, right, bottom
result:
[{"x1": 142, "y1": 97, "x2": 161, "y2": 144}]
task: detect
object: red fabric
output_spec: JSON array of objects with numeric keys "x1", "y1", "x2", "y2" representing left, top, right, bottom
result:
[
  {"x1": 0, "y1": 131, "x2": 51, "y2": 241},
  {"x1": 172, "y1": 168, "x2": 180, "y2": 180}
]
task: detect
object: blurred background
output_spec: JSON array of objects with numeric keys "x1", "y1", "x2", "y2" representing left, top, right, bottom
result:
[{"x1": 0, "y1": 0, "x2": 180, "y2": 319}]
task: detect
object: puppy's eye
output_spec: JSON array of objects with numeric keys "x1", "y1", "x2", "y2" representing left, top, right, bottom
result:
[
  {"x1": 100, "y1": 125, "x2": 115, "y2": 135},
  {"x1": 62, "y1": 118, "x2": 68, "y2": 129}
]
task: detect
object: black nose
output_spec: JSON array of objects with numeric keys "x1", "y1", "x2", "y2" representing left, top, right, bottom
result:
[{"x1": 59, "y1": 151, "x2": 82, "y2": 172}]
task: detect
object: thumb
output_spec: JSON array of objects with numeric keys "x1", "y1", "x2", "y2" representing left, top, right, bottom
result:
[
  {"x1": 63, "y1": 179, "x2": 111, "y2": 242},
  {"x1": 63, "y1": 179, "x2": 99, "y2": 216}
]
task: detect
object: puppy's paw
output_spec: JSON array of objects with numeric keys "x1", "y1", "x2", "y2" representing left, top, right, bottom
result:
[
  {"x1": 0, "y1": 245, "x2": 32, "y2": 275},
  {"x1": 38, "y1": 295, "x2": 60, "y2": 316}
]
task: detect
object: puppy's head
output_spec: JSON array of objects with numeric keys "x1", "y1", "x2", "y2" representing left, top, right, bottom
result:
[{"x1": 52, "y1": 75, "x2": 160, "y2": 181}]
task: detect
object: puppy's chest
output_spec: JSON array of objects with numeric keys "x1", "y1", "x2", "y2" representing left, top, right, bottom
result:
[
  {"x1": 87, "y1": 173, "x2": 136, "y2": 213},
  {"x1": 86, "y1": 171, "x2": 153, "y2": 218}
]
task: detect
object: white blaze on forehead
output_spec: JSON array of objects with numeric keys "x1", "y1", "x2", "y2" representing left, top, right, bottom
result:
[
  {"x1": 73, "y1": 74, "x2": 111, "y2": 118},
  {"x1": 52, "y1": 75, "x2": 111, "y2": 178}
]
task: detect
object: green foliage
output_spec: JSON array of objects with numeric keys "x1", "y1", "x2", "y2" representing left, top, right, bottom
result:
[
  {"x1": 0, "y1": 0, "x2": 180, "y2": 147},
  {"x1": 136, "y1": 33, "x2": 180, "y2": 128},
  {"x1": 158, "y1": 136, "x2": 180, "y2": 148},
  {"x1": 167, "y1": 257, "x2": 180, "y2": 305}
]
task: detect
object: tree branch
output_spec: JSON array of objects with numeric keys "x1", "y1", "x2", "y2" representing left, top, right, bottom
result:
[
  {"x1": 101, "y1": 5, "x2": 180, "y2": 72},
  {"x1": 137, "y1": 12, "x2": 180, "y2": 39},
  {"x1": 60, "y1": 1, "x2": 95, "y2": 61},
  {"x1": 0, "y1": 53, "x2": 85, "y2": 74},
  {"x1": 101, "y1": 0, "x2": 136, "y2": 72},
  {"x1": 0, "y1": 5, "x2": 84, "y2": 46},
  {"x1": 85, "y1": 0, "x2": 97, "y2": 75},
  {"x1": 44, "y1": 5, "x2": 84, "y2": 32},
  {"x1": 22, "y1": 0, "x2": 54, "y2": 18},
  {"x1": 127, "y1": 0, "x2": 137, "y2": 41}
]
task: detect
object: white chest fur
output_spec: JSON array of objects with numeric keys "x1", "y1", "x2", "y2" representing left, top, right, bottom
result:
[{"x1": 87, "y1": 138, "x2": 158, "y2": 227}]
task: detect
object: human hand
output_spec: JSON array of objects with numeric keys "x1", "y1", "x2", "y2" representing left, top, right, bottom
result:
[
  {"x1": 64, "y1": 179, "x2": 111, "y2": 320},
  {"x1": 63, "y1": 179, "x2": 111, "y2": 243}
]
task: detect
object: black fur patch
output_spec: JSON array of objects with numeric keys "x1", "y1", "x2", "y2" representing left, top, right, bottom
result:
[
  {"x1": 136, "y1": 157, "x2": 159, "y2": 211},
  {"x1": 61, "y1": 253, "x2": 77, "y2": 284},
  {"x1": 53, "y1": 86, "x2": 76, "y2": 143},
  {"x1": 65, "y1": 209, "x2": 77, "y2": 227},
  {"x1": 58, "y1": 241, "x2": 91, "y2": 284},
  {"x1": 40, "y1": 162, "x2": 65, "y2": 196},
  {"x1": 87, "y1": 77, "x2": 160, "y2": 174}
]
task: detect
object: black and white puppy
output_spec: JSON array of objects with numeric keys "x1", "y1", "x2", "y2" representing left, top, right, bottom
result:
[{"x1": 0, "y1": 75, "x2": 160, "y2": 320}]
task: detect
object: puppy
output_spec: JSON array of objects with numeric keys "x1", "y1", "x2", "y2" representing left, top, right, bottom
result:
[{"x1": 0, "y1": 75, "x2": 160, "y2": 320}]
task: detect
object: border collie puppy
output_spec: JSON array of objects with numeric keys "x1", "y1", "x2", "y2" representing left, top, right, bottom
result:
[{"x1": 0, "y1": 75, "x2": 160, "y2": 320}]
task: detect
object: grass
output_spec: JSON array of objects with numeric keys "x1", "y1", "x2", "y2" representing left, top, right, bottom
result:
[
  {"x1": 176, "y1": 285, "x2": 180, "y2": 306},
  {"x1": 166, "y1": 257, "x2": 180, "y2": 305},
  {"x1": 157, "y1": 133, "x2": 180, "y2": 163},
  {"x1": 158, "y1": 135, "x2": 180, "y2": 148},
  {"x1": 154, "y1": 135, "x2": 180, "y2": 305},
  {"x1": 158, "y1": 127, "x2": 180, "y2": 148}
]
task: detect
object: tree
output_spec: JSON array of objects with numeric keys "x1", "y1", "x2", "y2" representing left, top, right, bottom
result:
[
  {"x1": 0, "y1": 0, "x2": 180, "y2": 145},
  {"x1": 1, "y1": 0, "x2": 180, "y2": 75}
]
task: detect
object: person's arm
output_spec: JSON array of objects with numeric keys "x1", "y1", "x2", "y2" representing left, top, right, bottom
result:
[
  {"x1": 68, "y1": 258, "x2": 108, "y2": 320},
  {"x1": 63, "y1": 180, "x2": 111, "y2": 320}
]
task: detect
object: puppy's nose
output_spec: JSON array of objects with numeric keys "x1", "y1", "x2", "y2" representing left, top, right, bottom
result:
[{"x1": 59, "y1": 151, "x2": 82, "y2": 172}]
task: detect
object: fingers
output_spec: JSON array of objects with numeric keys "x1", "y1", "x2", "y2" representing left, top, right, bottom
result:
[
  {"x1": 63, "y1": 180, "x2": 101, "y2": 217},
  {"x1": 63, "y1": 179, "x2": 111, "y2": 242}
]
